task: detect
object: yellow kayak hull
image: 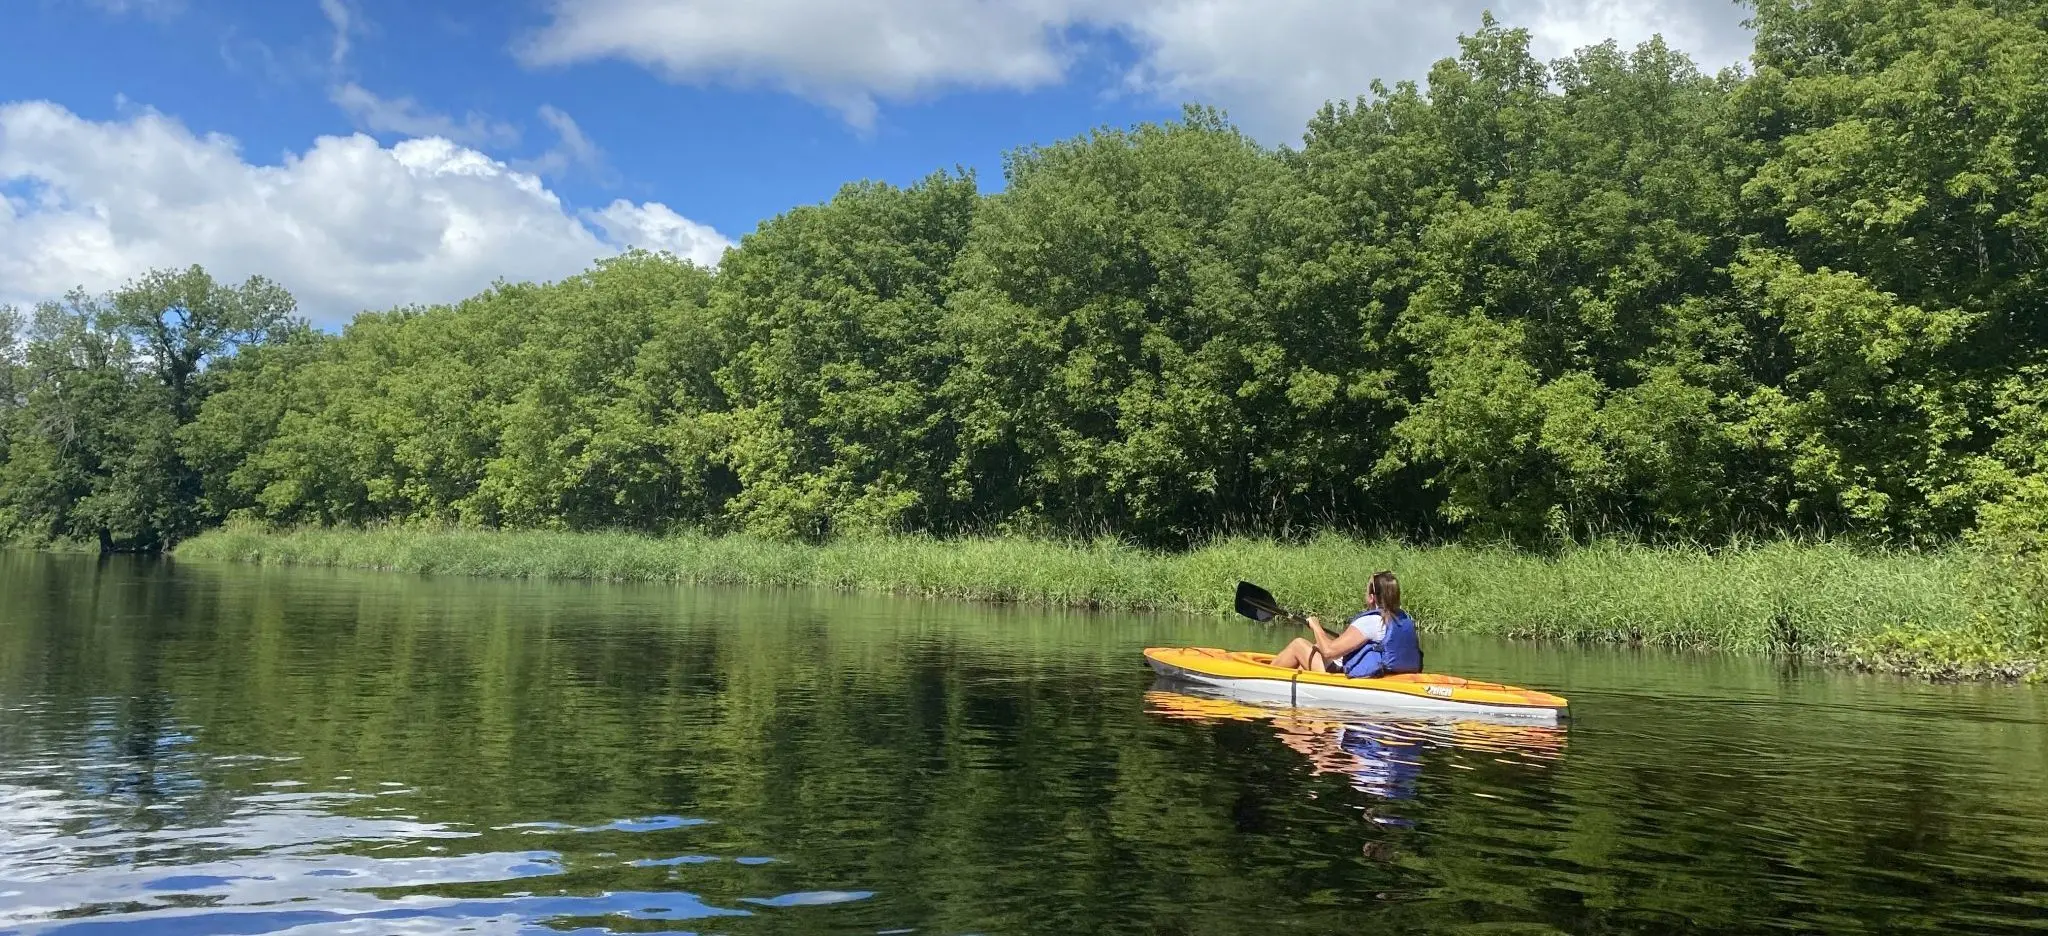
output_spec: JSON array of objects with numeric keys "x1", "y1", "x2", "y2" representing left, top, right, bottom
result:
[{"x1": 1143, "y1": 647, "x2": 1569, "y2": 722}]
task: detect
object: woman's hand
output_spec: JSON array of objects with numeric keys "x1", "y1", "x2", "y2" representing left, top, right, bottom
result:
[
  {"x1": 1303, "y1": 615, "x2": 1330, "y2": 657},
  {"x1": 1306, "y1": 613, "x2": 1367, "y2": 664}
]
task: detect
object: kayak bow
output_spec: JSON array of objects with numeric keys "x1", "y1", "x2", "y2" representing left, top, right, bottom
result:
[{"x1": 1143, "y1": 647, "x2": 1569, "y2": 722}]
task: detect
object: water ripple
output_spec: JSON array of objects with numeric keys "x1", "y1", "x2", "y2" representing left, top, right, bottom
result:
[{"x1": 0, "y1": 768, "x2": 833, "y2": 935}]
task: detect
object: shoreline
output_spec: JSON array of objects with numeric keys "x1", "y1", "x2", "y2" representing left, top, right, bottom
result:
[{"x1": 169, "y1": 525, "x2": 2043, "y2": 683}]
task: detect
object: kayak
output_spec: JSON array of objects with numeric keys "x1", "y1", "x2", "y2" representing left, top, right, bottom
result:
[{"x1": 1142, "y1": 647, "x2": 1569, "y2": 722}]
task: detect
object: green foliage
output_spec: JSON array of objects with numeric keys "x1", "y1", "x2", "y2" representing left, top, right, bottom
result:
[
  {"x1": 0, "y1": 269, "x2": 307, "y2": 550},
  {"x1": 0, "y1": 305, "x2": 21, "y2": 478},
  {"x1": 0, "y1": 295, "x2": 137, "y2": 546},
  {"x1": 1963, "y1": 470, "x2": 2048, "y2": 659},
  {"x1": 1307, "y1": 25, "x2": 1764, "y2": 542},
  {"x1": 11, "y1": 0, "x2": 2048, "y2": 666},
  {"x1": 709, "y1": 172, "x2": 979, "y2": 539},
  {"x1": 177, "y1": 327, "x2": 335, "y2": 523},
  {"x1": 944, "y1": 107, "x2": 1302, "y2": 541},
  {"x1": 176, "y1": 524, "x2": 2012, "y2": 674},
  {"x1": 105, "y1": 265, "x2": 301, "y2": 420},
  {"x1": 195, "y1": 250, "x2": 722, "y2": 532},
  {"x1": 467, "y1": 250, "x2": 720, "y2": 530},
  {"x1": 1727, "y1": 249, "x2": 1978, "y2": 539}
]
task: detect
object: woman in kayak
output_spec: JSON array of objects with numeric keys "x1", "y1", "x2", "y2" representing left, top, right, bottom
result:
[{"x1": 1270, "y1": 570, "x2": 1423, "y2": 678}]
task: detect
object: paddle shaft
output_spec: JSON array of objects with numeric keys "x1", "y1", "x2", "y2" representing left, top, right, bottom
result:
[{"x1": 1235, "y1": 581, "x2": 1335, "y2": 635}]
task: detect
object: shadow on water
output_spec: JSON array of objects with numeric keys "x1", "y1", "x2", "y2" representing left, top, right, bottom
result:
[{"x1": 3, "y1": 551, "x2": 2048, "y2": 934}]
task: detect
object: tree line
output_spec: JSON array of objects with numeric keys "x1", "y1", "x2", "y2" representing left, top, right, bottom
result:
[{"x1": 2, "y1": 0, "x2": 2044, "y2": 558}]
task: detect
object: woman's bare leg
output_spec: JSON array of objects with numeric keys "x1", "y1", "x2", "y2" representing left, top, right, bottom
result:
[{"x1": 1273, "y1": 637, "x2": 1316, "y2": 670}]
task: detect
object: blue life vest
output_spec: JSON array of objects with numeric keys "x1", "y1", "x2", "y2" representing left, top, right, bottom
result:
[{"x1": 1340, "y1": 609, "x2": 1423, "y2": 679}]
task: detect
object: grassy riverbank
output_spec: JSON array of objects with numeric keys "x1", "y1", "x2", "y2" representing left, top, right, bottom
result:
[{"x1": 174, "y1": 524, "x2": 2045, "y2": 681}]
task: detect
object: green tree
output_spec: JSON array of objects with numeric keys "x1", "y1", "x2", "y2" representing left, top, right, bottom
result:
[
  {"x1": 708, "y1": 171, "x2": 979, "y2": 539},
  {"x1": 1734, "y1": 0, "x2": 2048, "y2": 541},
  {"x1": 1300, "y1": 21, "x2": 1759, "y2": 542},
  {"x1": 106, "y1": 265, "x2": 301, "y2": 420},
  {"x1": 468, "y1": 250, "x2": 720, "y2": 530},
  {"x1": 0, "y1": 305, "x2": 22, "y2": 466},
  {"x1": 195, "y1": 251, "x2": 727, "y2": 531},
  {"x1": 0, "y1": 269, "x2": 303, "y2": 549},
  {"x1": 10, "y1": 0, "x2": 2048, "y2": 569},
  {"x1": 177, "y1": 327, "x2": 333, "y2": 523},
  {"x1": 944, "y1": 108, "x2": 1296, "y2": 543},
  {"x1": 0, "y1": 292, "x2": 166, "y2": 549}
]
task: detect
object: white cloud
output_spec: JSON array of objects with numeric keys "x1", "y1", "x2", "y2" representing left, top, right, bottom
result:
[
  {"x1": 516, "y1": 0, "x2": 1755, "y2": 139},
  {"x1": 523, "y1": 104, "x2": 607, "y2": 178},
  {"x1": 1527, "y1": 0, "x2": 1755, "y2": 73},
  {"x1": 321, "y1": 0, "x2": 524, "y2": 151},
  {"x1": 0, "y1": 101, "x2": 732, "y2": 324},
  {"x1": 514, "y1": 0, "x2": 1087, "y2": 129},
  {"x1": 589, "y1": 200, "x2": 730, "y2": 263},
  {"x1": 319, "y1": 0, "x2": 355, "y2": 67},
  {"x1": 1114, "y1": 0, "x2": 1758, "y2": 139},
  {"x1": 331, "y1": 82, "x2": 522, "y2": 149}
]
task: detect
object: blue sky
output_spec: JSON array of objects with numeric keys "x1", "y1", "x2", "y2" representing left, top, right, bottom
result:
[{"x1": 0, "y1": 0, "x2": 1754, "y2": 324}]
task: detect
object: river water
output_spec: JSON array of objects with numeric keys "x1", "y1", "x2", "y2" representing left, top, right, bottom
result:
[{"x1": 2, "y1": 551, "x2": 2046, "y2": 935}]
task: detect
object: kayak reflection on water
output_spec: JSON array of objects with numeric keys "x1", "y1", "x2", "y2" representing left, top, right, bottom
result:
[{"x1": 1143, "y1": 687, "x2": 1567, "y2": 825}]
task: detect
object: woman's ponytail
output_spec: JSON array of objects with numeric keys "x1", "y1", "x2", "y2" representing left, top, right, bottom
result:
[{"x1": 1369, "y1": 570, "x2": 1401, "y2": 622}]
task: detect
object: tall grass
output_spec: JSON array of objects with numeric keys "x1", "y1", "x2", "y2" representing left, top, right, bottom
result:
[{"x1": 173, "y1": 523, "x2": 2034, "y2": 677}]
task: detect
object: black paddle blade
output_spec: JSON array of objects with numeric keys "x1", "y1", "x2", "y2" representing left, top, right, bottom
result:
[{"x1": 1235, "y1": 580, "x2": 1286, "y2": 622}]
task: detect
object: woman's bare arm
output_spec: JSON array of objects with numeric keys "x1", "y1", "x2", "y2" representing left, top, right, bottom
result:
[{"x1": 1306, "y1": 616, "x2": 1368, "y2": 661}]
